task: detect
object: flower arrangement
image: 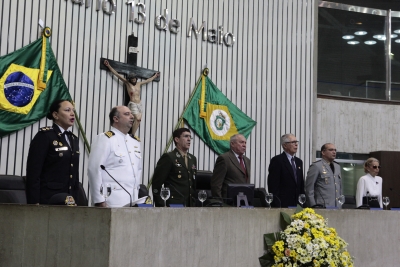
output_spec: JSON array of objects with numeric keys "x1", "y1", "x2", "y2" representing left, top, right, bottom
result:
[{"x1": 259, "y1": 208, "x2": 353, "y2": 267}]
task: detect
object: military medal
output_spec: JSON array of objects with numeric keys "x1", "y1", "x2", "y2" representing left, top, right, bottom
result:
[
  {"x1": 53, "y1": 140, "x2": 58, "y2": 146},
  {"x1": 59, "y1": 142, "x2": 63, "y2": 146}
]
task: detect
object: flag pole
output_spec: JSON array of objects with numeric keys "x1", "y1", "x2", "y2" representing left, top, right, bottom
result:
[
  {"x1": 73, "y1": 110, "x2": 91, "y2": 153},
  {"x1": 147, "y1": 68, "x2": 209, "y2": 189}
]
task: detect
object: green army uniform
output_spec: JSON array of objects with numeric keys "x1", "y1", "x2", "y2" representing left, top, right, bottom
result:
[{"x1": 152, "y1": 148, "x2": 197, "y2": 207}]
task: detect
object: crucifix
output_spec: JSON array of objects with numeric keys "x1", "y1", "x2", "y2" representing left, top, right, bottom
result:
[{"x1": 100, "y1": 33, "x2": 160, "y2": 136}]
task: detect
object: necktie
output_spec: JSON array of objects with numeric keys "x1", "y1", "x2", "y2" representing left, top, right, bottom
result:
[
  {"x1": 330, "y1": 162, "x2": 335, "y2": 173},
  {"x1": 238, "y1": 155, "x2": 248, "y2": 182},
  {"x1": 63, "y1": 131, "x2": 73, "y2": 150},
  {"x1": 291, "y1": 157, "x2": 298, "y2": 183},
  {"x1": 183, "y1": 155, "x2": 188, "y2": 168}
]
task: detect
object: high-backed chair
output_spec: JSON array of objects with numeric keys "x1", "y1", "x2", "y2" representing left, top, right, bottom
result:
[
  {"x1": 195, "y1": 170, "x2": 213, "y2": 206},
  {"x1": 0, "y1": 175, "x2": 27, "y2": 204},
  {"x1": 342, "y1": 195, "x2": 357, "y2": 209}
]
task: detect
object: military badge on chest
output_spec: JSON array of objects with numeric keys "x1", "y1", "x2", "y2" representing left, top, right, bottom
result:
[{"x1": 53, "y1": 139, "x2": 68, "y2": 157}]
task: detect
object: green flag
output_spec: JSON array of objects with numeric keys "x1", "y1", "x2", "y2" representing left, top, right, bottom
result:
[
  {"x1": 0, "y1": 34, "x2": 71, "y2": 137},
  {"x1": 183, "y1": 71, "x2": 256, "y2": 155}
]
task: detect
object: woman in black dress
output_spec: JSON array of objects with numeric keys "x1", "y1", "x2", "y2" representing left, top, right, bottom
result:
[{"x1": 26, "y1": 99, "x2": 80, "y2": 204}]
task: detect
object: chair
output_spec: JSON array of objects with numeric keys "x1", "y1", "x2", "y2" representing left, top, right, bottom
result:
[
  {"x1": 195, "y1": 170, "x2": 213, "y2": 206},
  {"x1": 0, "y1": 175, "x2": 27, "y2": 204},
  {"x1": 76, "y1": 182, "x2": 88, "y2": 206},
  {"x1": 342, "y1": 195, "x2": 356, "y2": 209}
]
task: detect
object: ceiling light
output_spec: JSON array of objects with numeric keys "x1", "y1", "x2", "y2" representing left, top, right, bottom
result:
[
  {"x1": 372, "y1": 34, "x2": 385, "y2": 40},
  {"x1": 364, "y1": 40, "x2": 377, "y2": 45},
  {"x1": 347, "y1": 41, "x2": 359, "y2": 45},
  {"x1": 342, "y1": 35, "x2": 354, "y2": 40},
  {"x1": 355, "y1": 31, "x2": 367, "y2": 35},
  {"x1": 394, "y1": 29, "x2": 400, "y2": 34},
  {"x1": 392, "y1": 34, "x2": 398, "y2": 38},
  {"x1": 395, "y1": 39, "x2": 400, "y2": 43}
]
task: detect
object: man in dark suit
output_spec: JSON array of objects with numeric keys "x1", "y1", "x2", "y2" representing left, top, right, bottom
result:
[
  {"x1": 152, "y1": 128, "x2": 197, "y2": 207},
  {"x1": 267, "y1": 134, "x2": 304, "y2": 207},
  {"x1": 211, "y1": 134, "x2": 250, "y2": 199}
]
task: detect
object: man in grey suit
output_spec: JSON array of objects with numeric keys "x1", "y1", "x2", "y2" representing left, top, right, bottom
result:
[
  {"x1": 211, "y1": 134, "x2": 250, "y2": 199},
  {"x1": 305, "y1": 143, "x2": 342, "y2": 208}
]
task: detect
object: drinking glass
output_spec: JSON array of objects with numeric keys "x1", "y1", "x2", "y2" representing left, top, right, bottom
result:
[
  {"x1": 265, "y1": 193, "x2": 273, "y2": 209},
  {"x1": 100, "y1": 183, "x2": 111, "y2": 205},
  {"x1": 198, "y1": 190, "x2": 207, "y2": 207},
  {"x1": 383, "y1": 196, "x2": 390, "y2": 210},
  {"x1": 298, "y1": 194, "x2": 306, "y2": 208},
  {"x1": 338, "y1": 195, "x2": 345, "y2": 208},
  {"x1": 160, "y1": 187, "x2": 170, "y2": 207}
]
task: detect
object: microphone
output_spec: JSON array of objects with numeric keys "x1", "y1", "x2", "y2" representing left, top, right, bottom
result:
[
  {"x1": 164, "y1": 182, "x2": 186, "y2": 207},
  {"x1": 313, "y1": 186, "x2": 326, "y2": 208},
  {"x1": 100, "y1": 165, "x2": 132, "y2": 207}
]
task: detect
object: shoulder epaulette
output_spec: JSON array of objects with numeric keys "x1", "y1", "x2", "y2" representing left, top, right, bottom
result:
[
  {"x1": 104, "y1": 131, "x2": 115, "y2": 138},
  {"x1": 39, "y1": 127, "x2": 53, "y2": 131},
  {"x1": 130, "y1": 134, "x2": 140, "y2": 142}
]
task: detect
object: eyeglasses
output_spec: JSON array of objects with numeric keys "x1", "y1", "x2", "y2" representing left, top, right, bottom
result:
[
  {"x1": 371, "y1": 165, "x2": 381, "y2": 169},
  {"x1": 285, "y1": 141, "x2": 299, "y2": 144}
]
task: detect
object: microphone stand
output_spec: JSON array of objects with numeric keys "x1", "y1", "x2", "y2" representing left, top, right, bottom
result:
[
  {"x1": 100, "y1": 165, "x2": 132, "y2": 207},
  {"x1": 164, "y1": 183, "x2": 186, "y2": 207}
]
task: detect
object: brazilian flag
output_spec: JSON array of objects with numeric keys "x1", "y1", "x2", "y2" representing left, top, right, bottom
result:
[
  {"x1": 183, "y1": 70, "x2": 256, "y2": 155},
  {"x1": 0, "y1": 30, "x2": 71, "y2": 137}
]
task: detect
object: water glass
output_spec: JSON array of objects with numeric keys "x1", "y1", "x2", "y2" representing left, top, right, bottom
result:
[
  {"x1": 160, "y1": 187, "x2": 170, "y2": 207},
  {"x1": 265, "y1": 193, "x2": 273, "y2": 209},
  {"x1": 298, "y1": 194, "x2": 306, "y2": 207},
  {"x1": 383, "y1": 196, "x2": 390, "y2": 210},
  {"x1": 100, "y1": 183, "x2": 111, "y2": 204},
  {"x1": 198, "y1": 190, "x2": 207, "y2": 207}
]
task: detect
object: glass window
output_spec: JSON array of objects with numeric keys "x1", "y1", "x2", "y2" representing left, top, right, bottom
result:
[{"x1": 318, "y1": 7, "x2": 387, "y2": 99}]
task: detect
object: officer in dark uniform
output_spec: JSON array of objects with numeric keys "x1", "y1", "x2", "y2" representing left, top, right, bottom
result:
[
  {"x1": 152, "y1": 128, "x2": 197, "y2": 207},
  {"x1": 26, "y1": 100, "x2": 80, "y2": 204}
]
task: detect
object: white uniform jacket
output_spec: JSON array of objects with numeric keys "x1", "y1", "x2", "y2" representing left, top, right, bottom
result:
[{"x1": 88, "y1": 127, "x2": 142, "y2": 207}]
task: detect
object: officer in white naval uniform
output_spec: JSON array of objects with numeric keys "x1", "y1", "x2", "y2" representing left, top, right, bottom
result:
[{"x1": 88, "y1": 106, "x2": 142, "y2": 207}]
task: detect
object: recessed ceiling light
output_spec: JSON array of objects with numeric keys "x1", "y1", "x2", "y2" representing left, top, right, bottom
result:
[
  {"x1": 395, "y1": 39, "x2": 400, "y2": 43},
  {"x1": 392, "y1": 34, "x2": 398, "y2": 38},
  {"x1": 347, "y1": 41, "x2": 359, "y2": 45},
  {"x1": 364, "y1": 40, "x2": 377, "y2": 45},
  {"x1": 342, "y1": 35, "x2": 354, "y2": 40},
  {"x1": 355, "y1": 31, "x2": 367, "y2": 35},
  {"x1": 373, "y1": 34, "x2": 385, "y2": 40},
  {"x1": 394, "y1": 29, "x2": 400, "y2": 34}
]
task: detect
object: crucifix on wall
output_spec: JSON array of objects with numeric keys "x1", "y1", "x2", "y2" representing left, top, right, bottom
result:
[{"x1": 100, "y1": 33, "x2": 160, "y2": 136}]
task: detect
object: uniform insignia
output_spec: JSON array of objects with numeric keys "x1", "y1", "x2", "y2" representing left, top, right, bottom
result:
[
  {"x1": 175, "y1": 162, "x2": 182, "y2": 167},
  {"x1": 192, "y1": 164, "x2": 197, "y2": 170},
  {"x1": 59, "y1": 152, "x2": 63, "y2": 157},
  {"x1": 40, "y1": 126, "x2": 53, "y2": 131},
  {"x1": 76, "y1": 151, "x2": 80, "y2": 154},
  {"x1": 104, "y1": 131, "x2": 115, "y2": 138},
  {"x1": 53, "y1": 140, "x2": 58, "y2": 146},
  {"x1": 59, "y1": 142, "x2": 63, "y2": 146},
  {"x1": 188, "y1": 154, "x2": 192, "y2": 159},
  {"x1": 178, "y1": 175, "x2": 182, "y2": 178},
  {"x1": 131, "y1": 135, "x2": 140, "y2": 141},
  {"x1": 176, "y1": 152, "x2": 181, "y2": 158},
  {"x1": 65, "y1": 196, "x2": 76, "y2": 206},
  {"x1": 55, "y1": 147, "x2": 68, "y2": 151}
]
